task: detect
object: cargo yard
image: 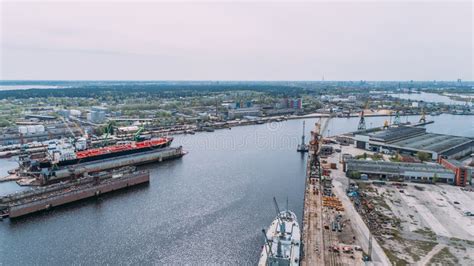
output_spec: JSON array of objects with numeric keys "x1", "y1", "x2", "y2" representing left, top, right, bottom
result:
[
  {"x1": 300, "y1": 108, "x2": 473, "y2": 265},
  {"x1": 316, "y1": 124, "x2": 474, "y2": 265}
]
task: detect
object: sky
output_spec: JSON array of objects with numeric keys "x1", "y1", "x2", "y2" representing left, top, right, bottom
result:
[{"x1": 0, "y1": 0, "x2": 472, "y2": 81}]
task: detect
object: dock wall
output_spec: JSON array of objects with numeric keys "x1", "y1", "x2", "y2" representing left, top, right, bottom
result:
[{"x1": 9, "y1": 171, "x2": 149, "y2": 218}]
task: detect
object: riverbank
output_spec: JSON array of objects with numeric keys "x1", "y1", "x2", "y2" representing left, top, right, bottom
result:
[
  {"x1": 0, "y1": 113, "x2": 472, "y2": 264},
  {"x1": 147, "y1": 111, "x2": 473, "y2": 138}
]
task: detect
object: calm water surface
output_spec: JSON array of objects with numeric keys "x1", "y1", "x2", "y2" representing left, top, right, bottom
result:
[
  {"x1": 0, "y1": 115, "x2": 472, "y2": 264},
  {"x1": 391, "y1": 92, "x2": 472, "y2": 105}
]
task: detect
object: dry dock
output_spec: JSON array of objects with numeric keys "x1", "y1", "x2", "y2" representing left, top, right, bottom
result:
[
  {"x1": 1, "y1": 170, "x2": 149, "y2": 219},
  {"x1": 14, "y1": 146, "x2": 185, "y2": 186}
]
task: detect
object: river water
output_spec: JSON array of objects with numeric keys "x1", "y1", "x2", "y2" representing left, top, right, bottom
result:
[
  {"x1": 390, "y1": 92, "x2": 472, "y2": 106},
  {"x1": 0, "y1": 114, "x2": 472, "y2": 264}
]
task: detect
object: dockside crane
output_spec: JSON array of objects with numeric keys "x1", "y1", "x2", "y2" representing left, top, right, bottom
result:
[
  {"x1": 357, "y1": 99, "x2": 369, "y2": 131},
  {"x1": 133, "y1": 126, "x2": 145, "y2": 141},
  {"x1": 393, "y1": 110, "x2": 401, "y2": 125},
  {"x1": 297, "y1": 121, "x2": 309, "y2": 153},
  {"x1": 103, "y1": 122, "x2": 114, "y2": 146},
  {"x1": 419, "y1": 108, "x2": 426, "y2": 123},
  {"x1": 309, "y1": 117, "x2": 331, "y2": 179}
]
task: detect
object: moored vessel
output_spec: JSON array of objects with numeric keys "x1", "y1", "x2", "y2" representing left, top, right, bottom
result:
[
  {"x1": 38, "y1": 137, "x2": 173, "y2": 168},
  {"x1": 259, "y1": 198, "x2": 301, "y2": 266}
]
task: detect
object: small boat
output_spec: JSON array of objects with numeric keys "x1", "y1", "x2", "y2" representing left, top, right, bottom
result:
[{"x1": 258, "y1": 197, "x2": 301, "y2": 266}]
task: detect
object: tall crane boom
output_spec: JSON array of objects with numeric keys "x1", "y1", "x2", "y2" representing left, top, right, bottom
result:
[
  {"x1": 357, "y1": 99, "x2": 369, "y2": 131},
  {"x1": 134, "y1": 126, "x2": 145, "y2": 141}
]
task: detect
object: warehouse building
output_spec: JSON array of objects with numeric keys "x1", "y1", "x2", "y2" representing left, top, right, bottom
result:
[
  {"x1": 438, "y1": 158, "x2": 471, "y2": 186},
  {"x1": 227, "y1": 107, "x2": 261, "y2": 119},
  {"x1": 354, "y1": 126, "x2": 473, "y2": 161},
  {"x1": 345, "y1": 159, "x2": 456, "y2": 184}
]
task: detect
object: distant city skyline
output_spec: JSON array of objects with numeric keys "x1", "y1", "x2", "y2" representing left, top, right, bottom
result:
[{"x1": 1, "y1": 1, "x2": 472, "y2": 81}]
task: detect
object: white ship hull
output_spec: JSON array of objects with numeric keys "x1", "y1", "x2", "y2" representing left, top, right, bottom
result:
[{"x1": 258, "y1": 210, "x2": 301, "y2": 266}]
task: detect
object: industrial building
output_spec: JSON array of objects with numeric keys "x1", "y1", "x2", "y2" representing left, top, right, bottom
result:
[
  {"x1": 87, "y1": 107, "x2": 107, "y2": 124},
  {"x1": 438, "y1": 158, "x2": 471, "y2": 186},
  {"x1": 0, "y1": 123, "x2": 82, "y2": 145},
  {"x1": 354, "y1": 126, "x2": 473, "y2": 160},
  {"x1": 345, "y1": 159, "x2": 456, "y2": 184},
  {"x1": 227, "y1": 107, "x2": 261, "y2": 119}
]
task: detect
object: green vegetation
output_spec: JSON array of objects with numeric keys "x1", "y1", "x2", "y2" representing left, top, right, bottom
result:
[
  {"x1": 0, "y1": 83, "x2": 310, "y2": 99},
  {"x1": 355, "y1": 152, "x2": 384, "y2": 161},
  {"x1": 348, "y1": 171, "x2": 361, "y2": 179},
  {"x1": 372, "y1": 194, "x2": 391, "y2": 212},
  {"x1": 355, "y1": 152, "x2": 369, "y2": 160},
  {"x1": 371, "y1": 153, "x2": 384, "y2": 161},
  {"x1": 413, "y1": 227, "x2": 437, "y2": 241},
  {"x1": 450, "y1": 237, "x2": 474, "y2": 246},
  {"x1": 416, "y1": 151, "x2": 431, "y2": 162},
  {"x1": 428, "y1": 247, "x2": 459, "y2": 265},
  {"x1": 383, "y1": 247, "x2": 409, "y2": 266},
  {"x1": 0, "y1": 118, "x2": 11, "y2": 127},
  {"x1": 383, "y1": 238, "x2": 436, "y2": 265}
]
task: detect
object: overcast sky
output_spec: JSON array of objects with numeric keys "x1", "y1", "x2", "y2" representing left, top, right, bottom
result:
[{"x1": 1, "y1": 1, "x2": 472, "y2": 81}]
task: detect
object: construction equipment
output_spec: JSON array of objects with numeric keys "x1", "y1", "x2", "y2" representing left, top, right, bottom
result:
[
  {"x1": 393, "y1": 110, "x2": 401, "y2": 125},
  {"x1": 419, "y1": 108, "x2": 426, "y2": 123},
  {"x1": 103, "y1": 122, "x2": 115, "y2": 146},
  {"x1": 297, "y1": 121, "x2": 309, "y2": 152},
  {"x1": 133, "y1": 126, "x2": 145, "y2": 141},
  {"x1": 309, "y1": 117, "x2": 332, "y2": 179},
  {"x1": 357, "y1": 99, "x2": 369, "y2": 131}
]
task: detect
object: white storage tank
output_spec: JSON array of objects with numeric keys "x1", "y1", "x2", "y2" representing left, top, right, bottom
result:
[
  {"x1": 70, "y1": 110, "x2": 82, "y2": 117},
  {"x1": 35, "y1": 125, "x2": 45, "y2": 133},
  {"x1": 18, "y1": 126, "x2": 28, "y2": 134},
  {"x1": 27, "y1": 125, "x2": 37, "y2": 134}
]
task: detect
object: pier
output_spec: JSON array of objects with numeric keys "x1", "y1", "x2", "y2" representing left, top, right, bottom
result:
[
  {"x1": 301, "y1": 121, "x2": 365, "y2": 265},
  {"x1": 301, "y1": 165, "x2": 325, "y2": 265}
]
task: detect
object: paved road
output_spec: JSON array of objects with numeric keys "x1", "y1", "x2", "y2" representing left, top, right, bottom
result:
[
  {"x1": 418, "y1": 244, "x2": 445, "y2": 266},
  {"x1": 327, "y1": 147, "x2": 392, "y2": 266}
]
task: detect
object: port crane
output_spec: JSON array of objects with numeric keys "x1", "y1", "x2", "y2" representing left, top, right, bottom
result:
[
  {"x1": 133, "y1": 126, "x2": 145, "y2": 141},
  {"x1": 103, "y1": 122, "x2": 115, "y2": 146},
  {"x1": 357, "y1": 99, "x2": 369, "y2": 131},
  {"x1": 297, "y1": 121, "x2": 309, "y2": 152},
  {"x1": 309, "y1": 117, "x2": 331, "y2": 179},
  {"x1": 419, "y1": 108, "x2": 426, "y2": 123},
  {"x1": 393, "y1": 110, "x2": 401, "y2": 125}
]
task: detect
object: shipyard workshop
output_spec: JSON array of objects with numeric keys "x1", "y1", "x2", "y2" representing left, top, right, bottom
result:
[
  {"x1": 353, "y1": 126, "x2": 473, "y2": 161},
  {"x1": 344, "y1": 160, "x2": 460, "y2": 184}
]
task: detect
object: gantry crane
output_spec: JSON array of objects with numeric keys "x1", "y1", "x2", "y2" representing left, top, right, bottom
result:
[
  {"x1": 357, "y1": 99, "x2": 369, "y2": 131},
  {"x1": 419, "y1": 108, "x2": 426, "y2": 123},
  {"x1": 393, "y1": 110, "x2": 401, "y2": 125},
  {"x1": 297, "y1": 121, "x2": 309, "y2": 152},
  {"x1": 309, "y1": 117, "x2": 331, "y2": 179}
]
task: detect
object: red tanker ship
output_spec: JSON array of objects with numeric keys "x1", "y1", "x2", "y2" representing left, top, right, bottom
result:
[{"x1": 39, "y1": 137, "x2": 173, "y2": 168}]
